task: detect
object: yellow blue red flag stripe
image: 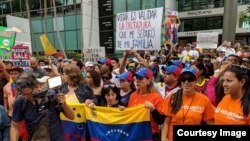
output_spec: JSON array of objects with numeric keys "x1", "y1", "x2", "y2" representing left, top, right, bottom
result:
[
  {"x1": 60, "y1": 103, "x2": 86, "y2": 141},
  {"x1": 84, "y1": 104, "x2": 152, "y2": 141}
]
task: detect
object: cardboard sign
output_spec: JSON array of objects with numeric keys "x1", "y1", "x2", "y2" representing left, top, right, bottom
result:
[
  {"x1": 116, "y1": 7, "x2": 163, "y2": 50},
  {"x1": 83, "y1": 47, "x2": 105, "y2": 63},
  {"x1": 11, "y1": 45, "x2": 30, "y2": 67},
  {"x1": 196, "y1": 33, "x2": 219, "y2": 49}
]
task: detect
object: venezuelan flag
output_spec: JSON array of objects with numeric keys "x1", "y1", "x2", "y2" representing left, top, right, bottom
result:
[
  {"x1": 60, "y1": 103, "x2": 86, "y2": 141},
  {"x1": 85, "y1": 105, "x2": 152, "y2": 141}
]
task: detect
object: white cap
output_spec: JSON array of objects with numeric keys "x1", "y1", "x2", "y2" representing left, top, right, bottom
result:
[
  {"x1": 37, "y1": 76, "x2": 51, "y2": 83},
  {"x1": 218, "y1": 47, "x2": 226, "y2": 52},
  {"x1": 85, "y1": 62, "x2": 94, "y2": 67}
]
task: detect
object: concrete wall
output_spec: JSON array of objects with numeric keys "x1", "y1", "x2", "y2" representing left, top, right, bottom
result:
[{"x1": 81, "y1": 0, "x2": 100, "y2": 49}]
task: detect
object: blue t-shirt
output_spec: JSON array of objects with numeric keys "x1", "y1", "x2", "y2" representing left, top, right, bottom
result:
[{"x1": 12, "y1": 96, "x2": 65, "y2": 141}]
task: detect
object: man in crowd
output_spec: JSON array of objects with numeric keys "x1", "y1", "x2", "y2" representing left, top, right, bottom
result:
[{"x1": 10, "y1": 72, "x2": 74, "y2": 141}]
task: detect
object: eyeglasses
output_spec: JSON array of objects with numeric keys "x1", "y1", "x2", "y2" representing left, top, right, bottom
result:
[
  {"x1": 103, "y1": 83, "x2": 116, "y2": 88},
  {"x1": 102, "y1": 76, "x2": 110, "y2": 80},
  {"x1": 180, "y1": 76, "x2": 196, "y2": 83},
  {"x1": 136, "y1": 76, "x2": 145, "y2": 80}
]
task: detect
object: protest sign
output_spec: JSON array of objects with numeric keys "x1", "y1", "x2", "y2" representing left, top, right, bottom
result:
[
  {"x1": 116, "y1": 7, "x2": 163, "y2": 50},
  {"x1": 0, "y1": 26, "x2": 16, "y2": 60},
  {"x1": 11, "y1": 45, "x2": 31, "y2": 67},
  {"x1": 83, "y1": 47, "x2": 105, "y2": 63},
  {"x1": 196, "y1": 33, "x2": 219, "y2": 49}
]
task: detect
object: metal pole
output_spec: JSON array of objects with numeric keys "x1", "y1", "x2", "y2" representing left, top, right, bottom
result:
[{"x1": 52, "y1": 0, "x2": 68, "y2": 59}]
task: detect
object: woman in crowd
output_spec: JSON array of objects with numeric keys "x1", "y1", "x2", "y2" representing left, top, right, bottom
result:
[
  {"x1": 161, "y1": 67, "x2": 215, "y2": 141},
  {"x1": 128, "y1": 67, "x2": 164, "y2": 141},
  {"x1": 100, "y1": 83, "x2": 120, "y2": 107},
  {"x1": 85, "y1": 70, "x2": 102, "y2": 105},
  {"x1": 192, "y1": 61, "x2": 209, "y2": 93},
  {"x1": 118, "y1": 71, "x2": 136, "y2": 107},
  {"x1": 60, "y1": 64, "x2": 96, "y2": 103},
  {"x1": 214, "y1": 65, "x2": 250, "y2": 124}
]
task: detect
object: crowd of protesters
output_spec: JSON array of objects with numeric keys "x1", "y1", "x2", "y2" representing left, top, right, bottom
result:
[{"x1": 0, "y1": 40, "x2": 250, "y2": 141}]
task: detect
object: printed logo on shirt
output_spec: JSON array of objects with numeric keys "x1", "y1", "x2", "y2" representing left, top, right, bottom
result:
[
  {"x1": 182, "y1": 105, "x2": 204, "y2": 113},
  {"x1": 215, "y1": 108, "x2": 244, "y2": 121}
]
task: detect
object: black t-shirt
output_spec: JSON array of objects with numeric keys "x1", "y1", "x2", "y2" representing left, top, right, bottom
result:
[
  {"x1": 12, "y1": 96, "x2": 65, "y2": 141},
  {"x1": 0, "y1": 77, "x2": 8, "y2": 106}
]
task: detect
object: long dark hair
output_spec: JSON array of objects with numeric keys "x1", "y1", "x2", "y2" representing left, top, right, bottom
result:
[
  {"x1": 226, "y1": 65, "x2": 250, "y2": 116},
  {"x1": 170, "y1": 89, "x2": 183, "y2": 114}
]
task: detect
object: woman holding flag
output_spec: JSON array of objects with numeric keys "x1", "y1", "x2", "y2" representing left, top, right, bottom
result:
[{"x1": 128, "y1": 67, "x2": 165, "y2": 141}]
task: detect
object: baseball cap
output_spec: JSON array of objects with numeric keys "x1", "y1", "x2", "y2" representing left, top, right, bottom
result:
[
  {"x1": 118, "y1": 71, "x2": 134, "y2": 82},
  {"x1": 171, "y1": 60, "x2": 183, "y2": 69},
  {"x1": 133, "y1": 67, "x2": 153, "y2": 79},
  {"x1": 161, "y1": 65, "x2": 181, "y2": 78},
  {"x1": 37, "y1": 76, "x2": 51, "y2": 83},
  {"x1": 6, "y1": 67, "x2": 24, "y2": 73},
  {"x1": 180, "y1": 67, "x2": 196, "y2": 78},
  {"x1": 150, "y1": 65, "x2": 157, "y2": 76},
  {"x1": 98, "y1": 58, "x2": 111, "y2": 65},
  {"x1": 186, "y1": 43, "x2": 192, "y2": 47},
  {"x1": 85, "y1": 62, "x2": 94, "y2": 67}
]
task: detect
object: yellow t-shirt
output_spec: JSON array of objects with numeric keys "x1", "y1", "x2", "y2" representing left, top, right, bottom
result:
[{"x1": 65, "y1": 93, "x2": 80, "y2": 104}]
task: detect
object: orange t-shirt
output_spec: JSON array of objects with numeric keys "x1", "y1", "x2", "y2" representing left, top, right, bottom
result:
[
  {"x1": 162, "y1": 92, "x2": 215, "y2": 141},
  {"x1": 214, "y1": 94, "x2": 250, "y2": 124},
  {"x1": 128, "y1": 91, "x2": 164, "y2": 134}
]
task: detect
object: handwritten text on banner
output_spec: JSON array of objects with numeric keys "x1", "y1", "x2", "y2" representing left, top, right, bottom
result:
[{"x1": 116, "y1": 7, "x2": 163, "y2": 50}]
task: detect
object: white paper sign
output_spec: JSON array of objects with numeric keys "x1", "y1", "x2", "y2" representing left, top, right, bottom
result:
[
  {"x1": 83, "y1": 47, "x2": 105, "y2": 63},
  {"x1": 196, "y1": 33, "x2": 219, "y2": 48},
  {"x1": 116, "y1": 7, "x2": 163, "y2": 50}
]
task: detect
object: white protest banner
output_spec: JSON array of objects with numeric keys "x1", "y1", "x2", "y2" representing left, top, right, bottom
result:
[
  {"x1": 116, "y1": 7, "x2": 163, "y2": 50},
  {"x1": 83, "y1": 47, "x2": 105, "y2": 63},
  {"x1": 196, "y1": 32, "x2": 219, "y2": 49}
]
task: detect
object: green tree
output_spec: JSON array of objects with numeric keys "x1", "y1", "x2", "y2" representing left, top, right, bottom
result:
[{"x1": 239, "y1": 6, "x2": 250, "y2": 28}]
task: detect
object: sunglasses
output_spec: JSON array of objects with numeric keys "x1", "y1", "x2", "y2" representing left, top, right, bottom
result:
[
  {"x1": 102, "y1": 76, "x2": 110, "y2": 80},
  {"x1": 103, "y1": 83, "x2": 116, "y2": 88},
  {"x1": 180, "y1": 76, "x2": 196, "y2": 83},
  {"x1": 136, "y1": 76, "x2": 146, "y2": 80}
]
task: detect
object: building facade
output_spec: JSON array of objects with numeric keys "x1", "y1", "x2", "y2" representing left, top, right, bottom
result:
[
  {"x1": 176, "y1": 0, "x2": 250, "y2": 46},
  {"x1": 0, "y1": 0, "x2": 165, "y2": 56},
  {"x1": 0, "y1": 0, "x2": 100, "y2": 55}
]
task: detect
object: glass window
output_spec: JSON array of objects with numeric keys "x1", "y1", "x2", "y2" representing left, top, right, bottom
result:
[
  {"x1": 47, "y1": 33, "x2": 55, "y2": 46},
  {"x1": 128, "y1": 0, "x2": 141, "y2": 11},
  {"x1": 65, "y1": 31, "x2": 77, "y2": 50},
  {"x1": 46, "y1": 18, "x2": 54, "y2": 32},
  {"x1": 192, "y1": 19, "x2": 206, "y2": 31},
  {"x1": 11, "y1": 0, "x2": 22, "y2": 13},
  {"x1": 64, "y1": 15, "x2": 76, "y2": 30},
  {"x1": 34, "y1": 33, "x2": 43, "y2": 52},
  {"x1": 156, "y1": 0, "x2": 164, "y2": 7},
  {"x1": 113, "y1": 0, "x2": 126, "y2": 14},
  {"x1": 32, "y1": 20, "x2": 43, "y2": 33},
  {"x1": 183, "y1": 20, "x2": 192, "y2": 31},
  {"x1": 77, "y1": 30, "x2": 82, "y2": 50},
  {"x1": 142, "y1": 0, "x2": 156, "y2": 9},
  {"x1": 76, "y1": 14, "x2": 81, "y2": 29},
  {"x1": 54, "y1": 31, "x2": 66, "y2": 50},
  {"x1": 207, "y1": 17, "x2": 222, "y2": 29}
]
